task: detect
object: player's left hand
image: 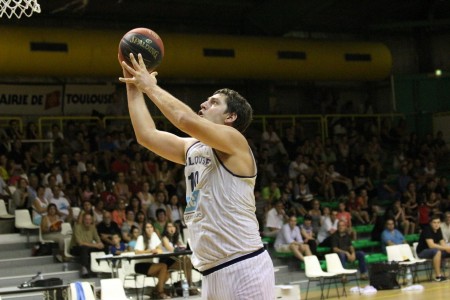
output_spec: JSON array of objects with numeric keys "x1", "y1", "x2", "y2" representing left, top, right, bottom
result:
[{"x1": 119, "y1": 53, "x2": 158, "y2": 92}]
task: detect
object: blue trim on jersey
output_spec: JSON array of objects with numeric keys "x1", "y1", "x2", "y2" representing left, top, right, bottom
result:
[{"x1": 212, "y1": 149, "x2": 257, "y2": 178}]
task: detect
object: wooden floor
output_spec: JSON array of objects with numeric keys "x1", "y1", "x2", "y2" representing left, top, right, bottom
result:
[{"x1": 304, "y1": 279, "x2": 450, "y2": 300}]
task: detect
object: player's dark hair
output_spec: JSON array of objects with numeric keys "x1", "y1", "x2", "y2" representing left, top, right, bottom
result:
[{"x1": 214, "y1": 88, "x2": 253, "y2": 133}]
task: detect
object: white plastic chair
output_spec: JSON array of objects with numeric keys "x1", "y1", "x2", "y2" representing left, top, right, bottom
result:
[
  {"x1": 69, "y1": 281, "x2": 96, "y2": 300},
  {"x1": 0, "y1": 200, "x2": 14, "y2": 218},
  {"x1": 304, "y1": 255, "x2": 339, "y2": 300},
  {"x1": 412, "y1": 242, "x2": 433, "y2": 281},
  {"x1": 386, "y1": 244, "x2": 416, "y2": 284},
  {"x1": 398, "y1": 243, "x2": 429, "y2": 283},
  {"x1": 325, "y1": 253, "x2": 360, "y2": 296},
  {"x1": 90, "y1": 252, "x2": 113, "y2": 275},
  {"x1": 15, "y1": 209, "x2": 39, "y2": 246},
  {"x1": 101, "y1": 278, "x2": 128, "y2": 300},
  {"x1": 61, "y1": 222, "x2": 73, "y2": 236}
]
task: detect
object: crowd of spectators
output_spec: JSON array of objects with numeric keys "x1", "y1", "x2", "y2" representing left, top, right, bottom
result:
[{"x1": 1, "y1": 115, "x2": 450, "y2": 280}]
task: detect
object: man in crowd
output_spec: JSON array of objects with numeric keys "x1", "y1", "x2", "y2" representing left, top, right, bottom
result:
[
  {"x1": 331, "y1": 220, "x2": 368, "y2": 280},
  {"x1": 417, "y1": 214, "x2": 450, "y2": 282},
  {"x1": 274, "y1": 215, "x2": 312, "y2": 262},
  {"x1": 381, "y1": 217, "x2": 406, "y2": 253},
  {"x1": 70, "y1": 213, "x2": 104, "y2": 278},
  {"x1": 96, "y1": 211, "x2": 121, "y2": 250}
]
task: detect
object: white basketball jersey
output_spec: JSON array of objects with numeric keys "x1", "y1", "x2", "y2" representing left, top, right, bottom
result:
[{"x1": 184, "y1": 141, "x2": 262, "y2": 271}]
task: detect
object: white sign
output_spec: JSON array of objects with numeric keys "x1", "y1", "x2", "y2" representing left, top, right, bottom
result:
[{"x1": 0, "y1": 84, "x2": 63, "y2": 115}]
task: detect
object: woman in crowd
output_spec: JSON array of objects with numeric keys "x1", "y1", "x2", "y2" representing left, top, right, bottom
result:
[
  {"x1": 134, "y1": 222, "x2": 171, "y2": 299},
  {"x1": 127, "y1": 225, "x2": 140, "y2": 251},
  {"x1": 92, "y1": 198, "x2": 104, "y2": 224},
  {"x1": 32, "y1": 185, "x2": 48, "y2": 225},
  {"x1": 138, "y1": 181, "x2": 155, "y2": 213},
  {"x1": 40, "y1": 204, "x2": 65, "y2": 253},
  {"x1": 77, "y1": 200, "x2": 96, "y2": 224},
  {"x1": 167, "y1": 194, "x2": 185, "y2": 233},
  {"x1": 160, "y1": 222, "x2": 193, "y2": 285}
]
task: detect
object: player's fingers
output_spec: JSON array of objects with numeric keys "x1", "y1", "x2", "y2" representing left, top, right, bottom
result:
[
  {"x1": 118, "y1": 77, "x2": 134, "y2": 83},
  {"x1": 129, "y1": 53, "x2": 141, "y2": 69},
  {"x1": 121, "y1": 61, "x2": 136, "y2": 74},
  {"x1": 150, "y1": 72, "x2": 158, "y2": 77},
  {"x1": 137, "y1": 54, "x2": 146, "y2": 69}
]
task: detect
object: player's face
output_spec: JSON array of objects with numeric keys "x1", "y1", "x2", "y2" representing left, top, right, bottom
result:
[{"x1": 199, "y1": 94, "x2": 229, "y2": 125}]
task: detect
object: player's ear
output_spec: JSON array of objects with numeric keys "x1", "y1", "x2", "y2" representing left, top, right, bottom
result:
[{"x1": 224, "y1": 112, "x2": 237, "y2": 126}]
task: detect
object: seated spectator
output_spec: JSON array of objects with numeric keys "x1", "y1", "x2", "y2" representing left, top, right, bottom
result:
[
  {"x1": 261, "y1": 180, "x2": 282, "y2": 206},
  {"x1": 317, "y1": 209, "x2": 339, "y2": 247},
  {"x1": 135, "y1": 210, "x2": 147, "y2": 233},
  {"x1": 300, "y1": 215, "x2": 318, "y2": 255},
  {"x1": 346, "y1": 190, "x2": 370, "y2": 225},
  {"x1": 147, "y1": 191, "x2": 169, "y2": 223},
  {"x1": 0, "y1": 175, "x2": 11, "y2": 201},
  {"x1": 274, "y1": 215, "x2": 311, "y2": 262},
  {"x1": 111, "y1": 198, "x2": 127, "y2": 228},
  {"x1": 134, "y1": 222, "x2": 171, "y2": 299},
  {"x1": 11, "y1": 177, "x2": 28, "y2": 214},
  {"x1": 264, "y1": 200, "x2": 288, "y2": 238},
  {"x1": 441, "y1": 211, "x2": 450, "y2": 243},
  {"x1": 109, "y1": 233, "x2": 127, "y2": 255},
  {"x1": 137, "y1": 181, "x2": 155, "y2": 213},
  {"x1": 386, "y1": 199, "x2": 414, "y2": 235},
  {"x1": 77, "y1": 200, "x2": 96, "y2": 224},
  {"x1": 308, "y1": 200, "x2": 322, "y2": 234},
  {"x1": 92, "y1": 198, "x2": 105, "y2": 225},
  {"x1": 127, "y1": 225, "x2": 140, "y2": 251},
  {"x1": 328, "y1": 163, "x2": 352, "y2": 197},
  {"x1": 69, "y1": 213, "x2": 104, "y2": 278},
  {"x1": 96, "y1": 211, "x2": 121, "y2": 250},
  {"x1": 154, "y1": 208, "x2": 169, "y2": 238},
  {"x1": 40, "y1": 204, "x2": 65, "y2": 255},
  {"x1": 50, "y1": 186, "x2": 72, "y2": 222},
  {"x1": 31, "y1": 185, "x2": 48, "y2": 225},
  {"x1": 127, "y1": 194, "x2": 143, "y2": 216},
  {"x1": 121, "y1": 209, "x2": 139, "y2": 243},
  {"x1": 113, "y1": 172, "x2": 131, "y2": 200},
  {"x1": 167, "y1": 194, "x2": 186, "y2": 233},
  {"x1": 160, "y1": 222, "x2": 194, "y2": 285},
  {"x1": 381, "y1": 218, "x2": 406, "y2": 253},
  {"x1": 337, "y1": 201, "x2": 356, "y2": 240},
  {"x1": 416, "y1": 215, "x2": 450, "y2": 282},
  {"x1": 331, "y1": 220, "x2": 368, "y2": 280}
]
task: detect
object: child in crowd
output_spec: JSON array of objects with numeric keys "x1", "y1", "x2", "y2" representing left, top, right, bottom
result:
[{"x1": 109, "y1": 233, "x2": 126, "y2": 255}]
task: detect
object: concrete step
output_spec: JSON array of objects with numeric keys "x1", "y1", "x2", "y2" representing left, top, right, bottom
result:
[{"x1": 0, "y1": 256, "x2": 55, "y2": 270}]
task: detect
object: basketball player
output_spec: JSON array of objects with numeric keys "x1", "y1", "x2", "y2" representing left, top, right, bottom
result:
[{"x1": 120, "y1": 54, "x2": 275, "y2": 299}]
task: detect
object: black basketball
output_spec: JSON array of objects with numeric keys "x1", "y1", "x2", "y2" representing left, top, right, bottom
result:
[{"x1": 118, "y1": 28, "x2": 164, "y2": 71}]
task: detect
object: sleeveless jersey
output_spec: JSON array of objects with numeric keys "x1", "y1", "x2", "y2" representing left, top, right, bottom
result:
[{"x1": 184, "y1": 141, "x2": 262, "y2": 271}]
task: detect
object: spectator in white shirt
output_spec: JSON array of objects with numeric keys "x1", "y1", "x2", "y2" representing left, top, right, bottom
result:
[
  {"x1": 274, "y1": 215, "x2": 312, "y2": 261},
  {"x1": 50, "y1": 186, "x2": 71, "y2": 221},
  {"x1": 264, "y1": 200, "x2": 288, "y2": 237},
  {"x1": 317, "y1": 209, "x2": 339, "y2": 247}
]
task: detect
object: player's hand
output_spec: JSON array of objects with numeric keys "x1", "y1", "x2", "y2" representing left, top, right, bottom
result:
[{"x1": 119, "y1": 53, "x2": 158, "y2": 92}]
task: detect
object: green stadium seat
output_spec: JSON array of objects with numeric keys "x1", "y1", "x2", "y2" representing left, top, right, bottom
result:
[{"x1": 404, "y1": 233, "x2": 420, "y2": 244}]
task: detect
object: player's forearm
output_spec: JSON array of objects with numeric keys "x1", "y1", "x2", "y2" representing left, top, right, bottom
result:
[
  {"x1": 143, "y1": 85, "x2": 196, "y2": 132},
  {"x1": 127, "y1": 87, "x2": 157, "y2": 143}
]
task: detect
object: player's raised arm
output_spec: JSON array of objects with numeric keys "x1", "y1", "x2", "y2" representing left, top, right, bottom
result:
[
  {"x1": 120, "y1": 54, "x2": 250, "y2": 156},
  {"x1": 121, "y1": 65, "x2": 189, "y2": 165}
]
